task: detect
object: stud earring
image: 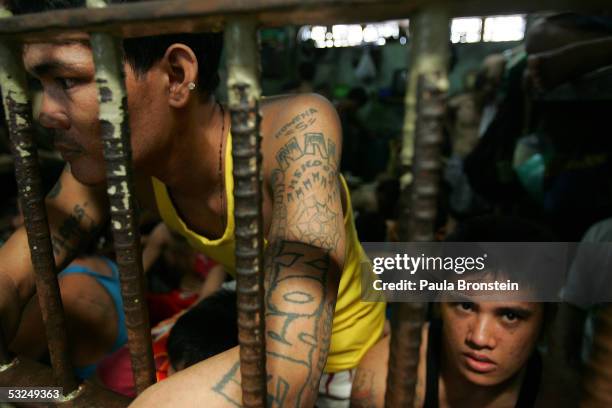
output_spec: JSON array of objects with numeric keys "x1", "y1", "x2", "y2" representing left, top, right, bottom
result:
[{"x1": 188, "y1": 82, "x2": 196, "y2": 91}]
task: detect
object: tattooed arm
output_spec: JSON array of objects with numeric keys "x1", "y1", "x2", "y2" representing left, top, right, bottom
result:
[
  {"x1": 131, "y1": 95, "x2": 344, "y2": 407},
  {"x1": 260, "y1": 94, "x2": 345, "y2": 406},
  {"x1": 0, "y1": 165, "x2": 108, "y2": 342}
]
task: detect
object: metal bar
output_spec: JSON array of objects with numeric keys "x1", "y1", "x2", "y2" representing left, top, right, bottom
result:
[
  {"x1": 86, "y1": 0, "x2": 156, "y2": 395},
  {"x1": 1, "y1": 0, "x2": 609, "y2": 40},
  {"x1": 386, "y1": 6, "x2": 449, "y2": 404},
  {"x1": 398, "y1": 6, "x2": 450, "y2": 188},
  {"x1": 0, "y1": 356, "x2": 132, "y2": 407},
  {"x1": 0, "y1": 6, "x2": 79, "y2": 395},
  {"x1": 385, "y1": 73, "x2": 447, "y2": 407},
  {"x1": 226, "y1": 18, "x2": 268, "y2": 408},
  {"x1": 582, "y1": 303, "x2": 612, "y2": 407}
]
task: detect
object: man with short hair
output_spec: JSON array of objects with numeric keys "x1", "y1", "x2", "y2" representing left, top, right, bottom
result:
[{"x1": 0, "y1": 1, "x2": 385, "y2": 407}]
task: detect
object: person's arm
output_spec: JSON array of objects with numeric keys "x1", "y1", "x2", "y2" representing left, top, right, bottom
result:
[
  {"x1": 131, "y1": 94, "x2": 344, "y2": 407},
  {"x1": 0, "y1": 165, "x2": 108, "y2": 343},
  {"x1": 197, "y1": 264, "x2": 226, "y2": 300},
  {"x1": 141, "y1": 223, "x2": 171, "y2": 274}
]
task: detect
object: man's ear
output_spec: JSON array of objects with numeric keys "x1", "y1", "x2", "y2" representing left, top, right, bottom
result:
[{"x1": 163, "y1": 43, "x2": 199, "y2": 108}]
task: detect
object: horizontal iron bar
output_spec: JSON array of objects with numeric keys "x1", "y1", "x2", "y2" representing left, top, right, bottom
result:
[{"x1": 0, "y1": 0, "x2": 609, "y2": 40}]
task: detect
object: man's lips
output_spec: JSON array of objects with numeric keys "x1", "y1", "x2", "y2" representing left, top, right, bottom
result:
[{"x1": 463, "y1": 351, "x2": 496, "y2": 373}]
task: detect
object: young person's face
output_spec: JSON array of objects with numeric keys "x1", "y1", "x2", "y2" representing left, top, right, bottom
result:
[
  {"x1": 22, "y1": 34, "x2": 167, "y2": 185},
  {"x1": 439, "y1": 299, "x2": 543, "y2": 387}
]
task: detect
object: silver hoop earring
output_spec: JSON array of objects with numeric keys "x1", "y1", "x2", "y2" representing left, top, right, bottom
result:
[{"x1": 188, "y1": 82, "x2": 196, "y2": 91}]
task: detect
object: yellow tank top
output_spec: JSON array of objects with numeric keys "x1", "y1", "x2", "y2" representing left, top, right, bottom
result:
[{"x1": 152, "y1": 132, "x2": 385, "y2": 372}]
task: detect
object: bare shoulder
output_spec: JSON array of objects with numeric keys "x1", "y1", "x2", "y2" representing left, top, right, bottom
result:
[
  {"x1": 261, "y1": 93, "x2": 341, "y2": 145},
  {"x1": 260, "y1": 93, "x2": 341, "y2": 178}
]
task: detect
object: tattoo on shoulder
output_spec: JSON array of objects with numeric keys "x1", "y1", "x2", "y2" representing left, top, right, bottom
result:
[{"x1": 273, "y1": 108, "x2": 318, "y2": 139}]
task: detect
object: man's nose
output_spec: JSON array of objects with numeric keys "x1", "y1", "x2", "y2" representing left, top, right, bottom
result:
[
  {"x1": 466, "y1": 315, "x2": 496, "y2": 349},
  {"x1": 37, "y1": 95, "x2": 69, "y2": 130}
]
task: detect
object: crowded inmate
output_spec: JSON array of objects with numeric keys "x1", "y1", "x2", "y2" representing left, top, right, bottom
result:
[{"x1": 0, "y1": 1, "x2": 611, "y2": 407}]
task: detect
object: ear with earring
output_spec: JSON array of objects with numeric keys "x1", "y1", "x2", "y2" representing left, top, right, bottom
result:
[{"x1": 188, "y1": 82, "x2": 196, "y2": 91}]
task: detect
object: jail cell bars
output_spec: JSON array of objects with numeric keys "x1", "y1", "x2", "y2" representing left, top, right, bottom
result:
[
  {"x1": 225, "y1": 19, "x2": 269, "y2": 408},
  {"x1": 385, "y1": 73, "x2": 448, "y2": 408},
  {"x1": 0, "y1": 6, "x2": 79, "y2": 396},
  {"x1": 0, "y1": 2, "x2": 454, "y2": 407}
]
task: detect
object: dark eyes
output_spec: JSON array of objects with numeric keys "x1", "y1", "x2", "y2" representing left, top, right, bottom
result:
[
  {"x1": 503, "y1": 311, "x2": 517, "y2": 321},
  {"x1": 501, "y1": 310, "x2": 526, "y2": 323},
  {"x1": 458, "y1": 302, "x2": 474, "y2": 311}
]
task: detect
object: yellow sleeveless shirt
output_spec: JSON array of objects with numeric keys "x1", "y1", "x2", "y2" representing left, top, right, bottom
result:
[{"x1": 151, "y1": 132, "x2": 385, "y2": 372}]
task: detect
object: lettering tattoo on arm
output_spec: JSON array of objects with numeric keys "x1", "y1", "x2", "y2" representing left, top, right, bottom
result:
[
  {"x1": 273, "y1": 108, "x2": 318, "y2": 139},
  {"x1": 272, "y1": 132, "x2": 341, "y2": 253},
  {"x1": 213, "y1": 111, "x2": 341, "y2": 406},
  {"x1": 212, "y1": 241, "x2": 336, "y2": 407}
]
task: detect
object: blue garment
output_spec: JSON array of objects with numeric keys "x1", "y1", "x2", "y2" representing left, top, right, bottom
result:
[{"x1": 59, "y1": 257, "x2": 128, "y2": 379}]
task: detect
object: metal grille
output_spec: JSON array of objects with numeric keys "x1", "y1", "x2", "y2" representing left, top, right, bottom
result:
[{"x1": 0, "y1": 0, "x2": 606, "y2": 407}]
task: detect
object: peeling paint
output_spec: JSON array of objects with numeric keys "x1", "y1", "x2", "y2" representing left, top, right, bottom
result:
[
  {"x1": 113, "y1": 165, "x2": 126, "y2": 176},
  {"x1": 112, "y1": 220, "x2": 122, "y2": 230},
  {"x1": 15, "y1": 144, "x2": 30, "y2": 157}
]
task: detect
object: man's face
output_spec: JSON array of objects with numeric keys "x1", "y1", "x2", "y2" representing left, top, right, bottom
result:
[
  {"x1": 439, "y1": 299, "x2": 543, "y2": 387},
  {"x1": 22, "y1": 35, "x2": 165, "y2": 185}
]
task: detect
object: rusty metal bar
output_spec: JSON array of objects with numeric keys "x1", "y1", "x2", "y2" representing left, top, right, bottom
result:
[
  {"x1": 0, "y1": 6, "x2": 80, "y2": 395},
  {"x1": 582, "y1": 303, "x2": 612, "y2": 407},
  {"x1": 386, "y1": 7, "x2": 449, "y2": 404},
  {"x1": 0, "y1": 0, "x2": 609, "y2": 40},
  {"x1": 226, "y1": 18, "x2": 268, "y2": 408},
  {"x1": 399, "y1": 6, "x2": 450, "y2": 187},
  {"x1": 86, "y1": 0, "x2": 155, "y2": 395},
  {"x1": 385, "y1": 73, "x2": 447, "y2": 407}
]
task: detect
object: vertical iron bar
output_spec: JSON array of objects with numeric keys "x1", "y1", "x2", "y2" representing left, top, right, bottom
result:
[
  {"x1": 385, "y1": 73, "x2": 447, "y2": 407},
  {"x1": 386, "y1": 7, "x2": 450, "y2": 406},
  {"x1": 399, "y1": 6, "x2": 451, "y2": 188},
  {"x1": 86, "y1": 0, "x2": 155, "y2": 394},
  {"x1": 0, "y1": 6, "x2": 79, "y2": 394},
  {"x1": 225, "y1": 18, "x2": 268, "y2": 408}
]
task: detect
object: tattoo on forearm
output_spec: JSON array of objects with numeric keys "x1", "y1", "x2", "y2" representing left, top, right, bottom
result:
[
  {"x1": 265, "y1": 241, "x2": 333, "y2": 406},
  {"x1": 211, "y1": 241, "x2": 336, "y2": 407},
  {"x1": 273, "y1": 108, "x2": 318, "y2": 139}
]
